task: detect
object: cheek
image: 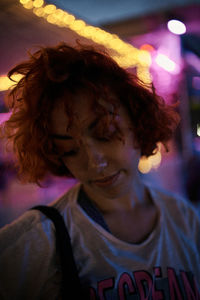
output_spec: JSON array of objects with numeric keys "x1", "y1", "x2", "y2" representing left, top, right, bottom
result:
[
  {"x1": 62, "y1": 157, "x2": 87, "y2": 180},
  {"x1": 120, "y1": 147, "x2": 141, "y2": 167}
]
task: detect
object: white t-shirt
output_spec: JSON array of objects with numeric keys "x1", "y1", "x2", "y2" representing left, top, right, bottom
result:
[{"x1": 0, "y1": 182, "x2": 200, "y2": 299}]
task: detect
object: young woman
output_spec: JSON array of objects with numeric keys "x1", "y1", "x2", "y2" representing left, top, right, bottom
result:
[{"x1": 0, "y1": 43, "x2": 200, "y2": 299}]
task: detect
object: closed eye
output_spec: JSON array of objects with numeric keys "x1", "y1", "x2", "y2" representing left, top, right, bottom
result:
[
  {"x1": 96, "y1": 136, "x2": 110, "y2": 142},
  {"x1": 95, "y1": 128, "x2": 118, "y2": 142},
  {"x1": 61, "y1": 150, "x2": 78, "y2": 157}
]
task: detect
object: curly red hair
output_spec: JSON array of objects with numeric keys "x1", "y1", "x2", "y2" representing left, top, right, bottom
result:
[{"x1": 0, "y1": 42, "x2": 179, "y2": 184}]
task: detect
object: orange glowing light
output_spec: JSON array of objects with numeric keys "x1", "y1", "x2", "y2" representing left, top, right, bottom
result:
[{"x1": 140, "y1": 44, "x2": 155, "y2": 53}]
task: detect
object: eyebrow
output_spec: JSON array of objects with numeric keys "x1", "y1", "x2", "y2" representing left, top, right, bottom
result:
[
  {"x1": 51, "y1": 117, "x2": 101, "y2": 140},
  {"x1": 51, "y1": 134, "x2": 72, "y2": 140}
]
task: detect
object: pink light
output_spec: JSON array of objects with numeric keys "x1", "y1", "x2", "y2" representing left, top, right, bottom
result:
[
  {"x1": 186, "y1": 52, "x2": 200, "y2": 73},
  {"x1": 0, "y1": 112, "x2": 11, "y2": 124},
  {"x1": 167, "y1": 19, "x2": 186, "y2": 35},
  {"x1": 155, "y1": 53, "x2": 180, "y2": 74}
]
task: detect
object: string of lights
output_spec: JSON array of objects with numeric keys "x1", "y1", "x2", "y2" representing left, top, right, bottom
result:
[{"x1": 20, "y1": 0, "x2": 151, "y2": 73}]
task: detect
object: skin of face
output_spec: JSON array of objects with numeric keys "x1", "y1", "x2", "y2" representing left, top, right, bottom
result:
[{"x1": 51, "y1": 93, "x2": 144, "y2": 210}]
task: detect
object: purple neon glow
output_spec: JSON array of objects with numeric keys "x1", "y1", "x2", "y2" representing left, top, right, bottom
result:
[
  {"x1": 186, "y1": 52, "x2": 200, "y2": 73},
  {"x1": 194, "y1": 137, "x2": 200, "y2": 152}
]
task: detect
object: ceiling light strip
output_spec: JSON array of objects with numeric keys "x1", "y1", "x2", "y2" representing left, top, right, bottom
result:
[
  {"x1": 0, "y1": 0, "x2": 152, "y2": 92},
  {"x1": 19, "y1": 0, "x2": 151, "y2": 72}
]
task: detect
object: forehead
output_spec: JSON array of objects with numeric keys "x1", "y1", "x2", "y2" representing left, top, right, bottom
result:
[{"x1": 50, "y1": 93, "x2": 117, "y2": 135}]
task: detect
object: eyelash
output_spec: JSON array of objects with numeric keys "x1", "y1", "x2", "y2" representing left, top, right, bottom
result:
[
  {"x1": 95, "y1": 135, "x2": 109, "y2": 141},
  {"x1": 61, "y1": 150, "x2": 78, "y2": 157},
  {"x1": 96, "y1": 130, "x2": 117, "y2": 141},
  {"x1": 60, "y1": 129, "x2": 117, "y2": 158}
]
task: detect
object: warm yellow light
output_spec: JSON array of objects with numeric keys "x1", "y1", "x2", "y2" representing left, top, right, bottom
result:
[
  {"x1": 47, "y1": 9, "x2": 64, "y2": 26},
  {"x1": 0, "y1": 75, "x2": 23, "y2": 91},
  {"x1": 137, "y1": 50, "x2": 152, "y2": 67},
  {"x1": 69, "y1": 20, "x2": 86, "y2": 31},
  {"x1": 82, "y1": 25, "x2": 97, "y2": 38},
  {"x1": 20, "y1": 0, "x2": 30, "y2": 4},
  {"x1": 33, "y1": 0, "x2": 44, "y2": 8},
  {"x1": 33, "y1": 7, "x2": 45, "y2": 17},
  {"x1": 47, "y1": 9, "x2": 65, "y2": 27},
  {"x1": 109, "y1": 38, "x2": 122, "y2": 50},
  {"x1": 138, "y1": 144, "x2": 162, "y2": 174},
  {"x1": 43, "y1": 4, "x2": 56, "y2": 14},
  {"x1": 149, "y1": 151, "x2": 162, "y2": 168},
  {"x1": 113, "y1": 53, "x2": 138, "y2": 69},
  {"x1": 138, "y1": 156, "x2": 152, "y2": 174},
  {"x1": 62, "y1": 13, "x2": 75, "y2": 24},
  {"x1": 54, "y1": 9, "x2": 64, "y2": 18},
  {"x1": 137, "y1": 66, "x2": 152, "y2": 84},
  {"x1": 94, "y1": 29, "x2": 112, "y2": 43},
  {"x1": 46, "y1": 14, "x2": 57, "y2": 24},
  {"x1": 23, "y1": 1, "x2": 34, "y2": 9}
]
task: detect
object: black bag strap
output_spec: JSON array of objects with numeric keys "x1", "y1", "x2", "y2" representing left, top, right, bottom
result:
[{"x1": 31, "y1": 205, "x2": 84, "y2": 299}]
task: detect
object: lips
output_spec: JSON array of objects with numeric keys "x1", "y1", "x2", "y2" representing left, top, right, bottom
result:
[{"x1": 92, "y1": 171, "x2": 120, "y2": 187}]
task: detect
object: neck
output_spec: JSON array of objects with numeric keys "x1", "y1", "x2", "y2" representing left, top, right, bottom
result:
[{"x1": 83, "y1": 174, "x2": 150, "y2": 214}]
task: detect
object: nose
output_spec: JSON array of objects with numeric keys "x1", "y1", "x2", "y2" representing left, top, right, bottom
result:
[{"x1": 82, "y1": 139, "x2": 107, "y2": 171}]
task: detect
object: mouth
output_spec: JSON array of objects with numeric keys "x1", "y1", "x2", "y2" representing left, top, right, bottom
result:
[{"x1": 92, "y1": 171, "x2": 120, "y2": 187}]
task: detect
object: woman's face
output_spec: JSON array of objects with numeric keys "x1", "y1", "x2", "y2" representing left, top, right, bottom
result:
[{"x1": 50, "y1": 93, "x2": 141, "y2": 199}]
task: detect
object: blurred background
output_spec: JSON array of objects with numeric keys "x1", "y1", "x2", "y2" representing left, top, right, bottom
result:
[{"x1": 0, "y1": 0, "x2": 200, "y2": 227}]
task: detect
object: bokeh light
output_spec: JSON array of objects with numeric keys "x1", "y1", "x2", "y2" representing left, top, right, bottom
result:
[
  {"x1": 167, "y1": 19, "x2": 186, "y2": 35},
  {"x1": 197, "y1": 124, "x2": 200, "y2": 137},
  {"x1": 155, "y1": 53, "x2": 180, "y2": 74},
  {"x1": 0, "y1": 74, "x2": 23, "y2": 91},
  {"x1": 138, "y1": 144, "x2": 162, "y2": 173}
]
